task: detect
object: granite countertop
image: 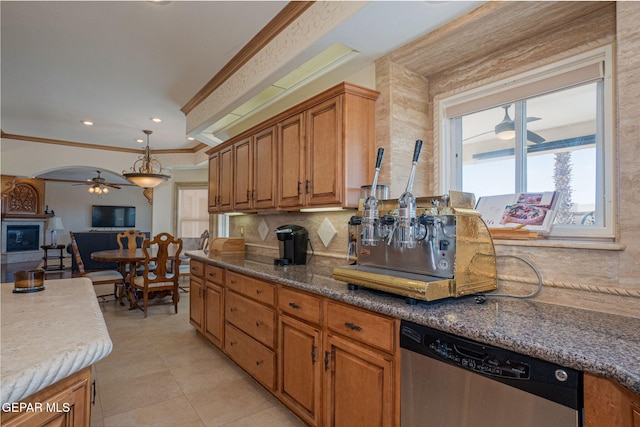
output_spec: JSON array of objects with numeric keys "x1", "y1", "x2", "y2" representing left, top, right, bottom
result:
[
  {"x1": 187, "y1": 250, "x2": 640, "y2": 396},
  {"x1": 1, "y1": 278, "x2": 113, "y2": 404}
]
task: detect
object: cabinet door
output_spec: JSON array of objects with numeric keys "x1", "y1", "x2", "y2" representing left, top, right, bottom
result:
[
  {"x1": 233, "y1": 137, "x2": 252, "y2": 211},
  {"x1": 189, "y1": 276, "x2": 204, "y2": 331},
  {"x1": 204, "y1": 281, "x2": 224, "y2": 348},
  {"x1": 208, "y1": 152, "x2": 220, "y2": 213},
  {"x1": 1, "y1": 367, "x2": 91, "y2": 427},
  {"x1": 584, "y1": 373, "x2": 640, "y2": 427},
  {"x1": 306, "y1": 96, "x2": 343, "y2": 206},
  {"x1": 279, "y1": 314, "x2": 322, "y2": 426},
  {"x1": 219, "y1": 145, "x2": 234, "y2": 212},
  {"x1": 278, "y1": 113, "x2": 305, "y2": 208},
  {"x1": 324, "y1": 334, "x2": 394, "y2": 427},
  {"x1": 253, "y1": 126, "x2": 277, "y2": 209}
]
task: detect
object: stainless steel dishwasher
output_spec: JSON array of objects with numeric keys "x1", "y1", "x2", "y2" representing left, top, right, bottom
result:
[{"x1": 400, "y1": 320, "x2": 582, "y2": 427}]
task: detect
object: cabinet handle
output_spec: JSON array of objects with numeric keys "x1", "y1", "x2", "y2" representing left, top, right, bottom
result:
[
  {"x1": 230, "y1": 279, "x2": 236, "y2": 284},
  {"x1": 344, "y1": 322, "x2": 362, "y2": 331},
  {"x1": 324, "y1": 351, "x2": 331, "y2": 371},
  {"x1": 255, "y1": 321, "x2": 262, "y2": 327},
  {"x1": 305, "y1": 180, "x2": 310, "y2": 194},
  {"x1": 252, "y1": 189, "x2": 255, "y2": 201},
  {"x1": 256, "y1": 289, "x2": 263, "y2": 295},
  {"x1": 288, "y1": 302, "x2": 301, "y2": 310},
  {"x1": 256, "y1": 360, "x2": 263, "y2": 366},
  {"x1": 297, "y1": 181, "x2": 301, "y2": 195},
  {"x1": 247, "y1": 189, "x2": 250, "y2": 201},
  {"x1": 230, "y1": 307, "x2": 237, "y2": 312},
  {"x1": 229, "y1": 341, "x2": 237, "y2": 346},
  {"x1": 91, "y1": 380, "x2": 96, "y2": 406},
  {"x1": 311, "y1": 345, "x2": 317, "y2": 364}
]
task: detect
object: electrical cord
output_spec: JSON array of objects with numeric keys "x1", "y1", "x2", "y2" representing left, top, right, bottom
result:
[{"x1": 475, "y1": 254, "x2": 543, "y2": 303}]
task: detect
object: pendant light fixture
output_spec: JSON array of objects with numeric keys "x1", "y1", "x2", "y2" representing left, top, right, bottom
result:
[{"x1": 123, "y1": 130, "x2": 171, "y2": 188}]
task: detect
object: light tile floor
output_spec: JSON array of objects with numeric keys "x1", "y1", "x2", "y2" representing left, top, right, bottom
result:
[{"x1": 91, "y1": 285, "x2": 306, "y2": 427}]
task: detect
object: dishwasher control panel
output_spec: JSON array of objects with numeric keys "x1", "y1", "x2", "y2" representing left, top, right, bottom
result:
[{"x1": 425, "y1": 335, "x2": 531, "y2": 379}]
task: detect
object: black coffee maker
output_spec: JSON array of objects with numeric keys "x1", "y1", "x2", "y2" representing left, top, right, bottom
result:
[{"x1": 274, "y1": 225, "x2": 309, "y2": 265}]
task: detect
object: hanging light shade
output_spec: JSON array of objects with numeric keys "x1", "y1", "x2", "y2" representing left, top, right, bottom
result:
[{"x1": 123, "y1": 130, "x2": 171, "y2": 188}]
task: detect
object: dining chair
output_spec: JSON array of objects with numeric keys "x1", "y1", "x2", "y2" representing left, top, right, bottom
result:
[
  {"x1": 128, "y1": 232, "x2": 183, "y2": 318},
  {"x1": 117, "y1": 229, "x2": 146, "y2": 250},
  {"x1": 117, "y1": 229, "x2": 153, "y2": 278},
  {"x1": 69, "y1": 231, "x2": 125, "y2": 304},
  {"x1": 178, "y1": 229, "x2": 209, "y2": 291}
]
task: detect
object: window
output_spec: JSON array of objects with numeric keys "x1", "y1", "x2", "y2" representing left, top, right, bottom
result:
[
  {"x1": 441, "y1": 47, "x2": 614, "y2": 238},
  {"x1": 176, "y1": 186, "x2": 209, "y2": 238}
]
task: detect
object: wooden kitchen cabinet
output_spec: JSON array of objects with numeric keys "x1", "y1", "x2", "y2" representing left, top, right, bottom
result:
[
  {"x1": 208, "y1": 151, "x2": 220, "y2": 213},
  {"x1": 218, "y1": 145, "x2": 233, "y2": 212},
  {"x1": 278, "y1": 286, "x2": 324, "y2": 426},
  {"x1": 324, "y1": 333, "x2": 394, "y2": 427},
  {"x1": 207, "y1": 82, "x2": 378, "y2": 212},
  {"x1": 278, "y1": 86, "x2": 378, "y2": 210},
  {"x1": 584, "y1": 372, "x2": 640, "y2": 427},
  {"x1": 324, "y1": 301, "x2": 397, "y2": 427},
  {"x1": 233, "y1": 126, "x2": 277, "y2": 212},
  {"x1": 1, "y1": 367, "x2": 92, "y2": 427},
  {"x1": 208, "y1": 147, "x2": 233, "y2": 213},
  {"x1": 190, "y1": 261, "x2": 225, "y2": 349}
]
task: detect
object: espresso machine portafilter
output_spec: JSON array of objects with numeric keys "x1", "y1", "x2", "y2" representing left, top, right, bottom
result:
[{"x1": 361, "y1": 147, "x2": 385, "y2": 246}]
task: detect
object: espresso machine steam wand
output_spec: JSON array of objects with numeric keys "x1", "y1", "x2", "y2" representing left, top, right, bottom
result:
[
  {"x1": 361, "y1": 148, "x2": 385, "y2": 246},
  {"x1": 389, "y1": 140, "x2": 422, "y2": 248}
]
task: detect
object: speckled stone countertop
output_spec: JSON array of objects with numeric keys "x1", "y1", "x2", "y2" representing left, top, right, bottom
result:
[
  {"x1": 187, "y1": 251, "x2": 640, "y2": 396},
  {"x1": 1, "y1": 278, "x2": 113, "y2": 404}
]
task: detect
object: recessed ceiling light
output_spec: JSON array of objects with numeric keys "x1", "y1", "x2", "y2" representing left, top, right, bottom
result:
[
  {"x1": 135, "y1": 138, "x2": 144, "y2": 143},
  {"x1": 82, "y1": 120, "x2": 94, "y2": 126},
  {"x1": 151, "y1": 117, "x2": 162, "y2": 123},
  {"x1": 187, "y1": 137, "x2": 195, "y2": 141}
]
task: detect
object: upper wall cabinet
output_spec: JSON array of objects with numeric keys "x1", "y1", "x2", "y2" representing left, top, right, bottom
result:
[{"x1": 206, "y1": 82, "x2": 379, "y2": 212}]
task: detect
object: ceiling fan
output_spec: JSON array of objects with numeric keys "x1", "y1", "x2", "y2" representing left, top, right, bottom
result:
[
  {"x1": 464, "y1": 104, "x2": 545, "y2": 144},
  {"x1": 74, "y1": 170, "x2": 121, "y2": 194}
]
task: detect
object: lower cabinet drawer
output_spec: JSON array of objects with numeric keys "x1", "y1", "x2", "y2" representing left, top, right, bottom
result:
[
  {"x1": 225, "y1": 323, "x2": 276, "y2": 391},
  {"x1": 326, "y1": 301, "x2": 396, "y2": 353},
  {"x1": 226, "y1": 290, "x2": 276, "y2": 349}
]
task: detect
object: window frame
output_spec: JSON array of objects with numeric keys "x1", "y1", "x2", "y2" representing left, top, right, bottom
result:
[
  {"x1": 174, "y1": 183, "x2": 211, "y2": 239},
  {"x1": 438, "y1": 46, "x2": 616, "y2": 240}
]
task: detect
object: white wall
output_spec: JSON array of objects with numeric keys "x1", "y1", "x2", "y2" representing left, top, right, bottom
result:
[{"x1": 45, "y1": 181, "x2": 152, "y2": 247}]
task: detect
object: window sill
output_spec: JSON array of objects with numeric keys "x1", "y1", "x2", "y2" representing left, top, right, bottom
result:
[{"x1": 492, "y1": 238, "x2": 625, "y2": 251}]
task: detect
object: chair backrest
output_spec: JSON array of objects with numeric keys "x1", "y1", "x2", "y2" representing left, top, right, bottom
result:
[
  {"x1": 117, "y1": 229, "x2": 146, "y2": 251},
  {"x1": 69, "y1": 231, "x2": 86, "y2": 276},
  {"x1": 141, "y1": 232, "x2": 183, "y2": 286},
  {"x1": 198, "y1": 230, "x2": 210, "y2": 250}
]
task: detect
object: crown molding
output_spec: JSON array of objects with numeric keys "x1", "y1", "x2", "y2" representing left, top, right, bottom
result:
[{"x1": 1, "y1": 130, "x2": 209, "y2": 154}]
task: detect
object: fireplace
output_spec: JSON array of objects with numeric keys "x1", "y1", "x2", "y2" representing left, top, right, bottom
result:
[
  {"x1": 1, "y1": 219, "x2": 46, "y2": 263},
  {"x1": 6, "y1": 225, "x2": 40, "y2": 252}
]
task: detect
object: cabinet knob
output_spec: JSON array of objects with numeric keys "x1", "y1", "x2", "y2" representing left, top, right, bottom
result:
[
  {"x1": 256, "y1": 321, "x2": 262, "y2": 327},
  {"x1": 229, "y1": 341, "x2": 237, "y2": 346},
  {"x1": 230, "y1": 279, "x2": 236, "y2": 284},
  {"x1": 256, "y1": 360, "x2": 263, "y2": 366},
  {"x1": 256, "y1": 289, "x2": 263, "y2": 295},
  {"x1": 230, "y1": 307, "x2": 237, "y2": 312}
]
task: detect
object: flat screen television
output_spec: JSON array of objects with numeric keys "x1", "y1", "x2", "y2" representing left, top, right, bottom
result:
[{"x1": 91, "y1": 205, "x2": 136, "y2": 228}]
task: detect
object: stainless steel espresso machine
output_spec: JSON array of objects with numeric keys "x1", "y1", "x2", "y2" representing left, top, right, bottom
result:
[{"x1": 333, "y1": 141, "x2": 497, "y2": 303}]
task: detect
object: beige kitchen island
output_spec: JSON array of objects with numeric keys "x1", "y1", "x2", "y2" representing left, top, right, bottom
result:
[{"x1": 1, "y1": 277, "x2": 113, "y2": 426}]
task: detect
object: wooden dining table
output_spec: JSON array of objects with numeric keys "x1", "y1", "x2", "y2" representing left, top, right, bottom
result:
[{"x1": 91, "y1": 248, "x2": 178, "y2": 306}]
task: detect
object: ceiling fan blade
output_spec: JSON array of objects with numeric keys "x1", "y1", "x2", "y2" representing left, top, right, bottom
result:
[
  {"x1": 104, "y1": 183, "x2": 121, "y2": 189},
  {"x1": 527, "y1": 130, "x2": 545, "y2": 144},
  {"x1": 526, "y1": 116, "x2": 541, "y2": 123},
  {"x1": 463, "y1": 129, "x2": 494, "y2": 141}
]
